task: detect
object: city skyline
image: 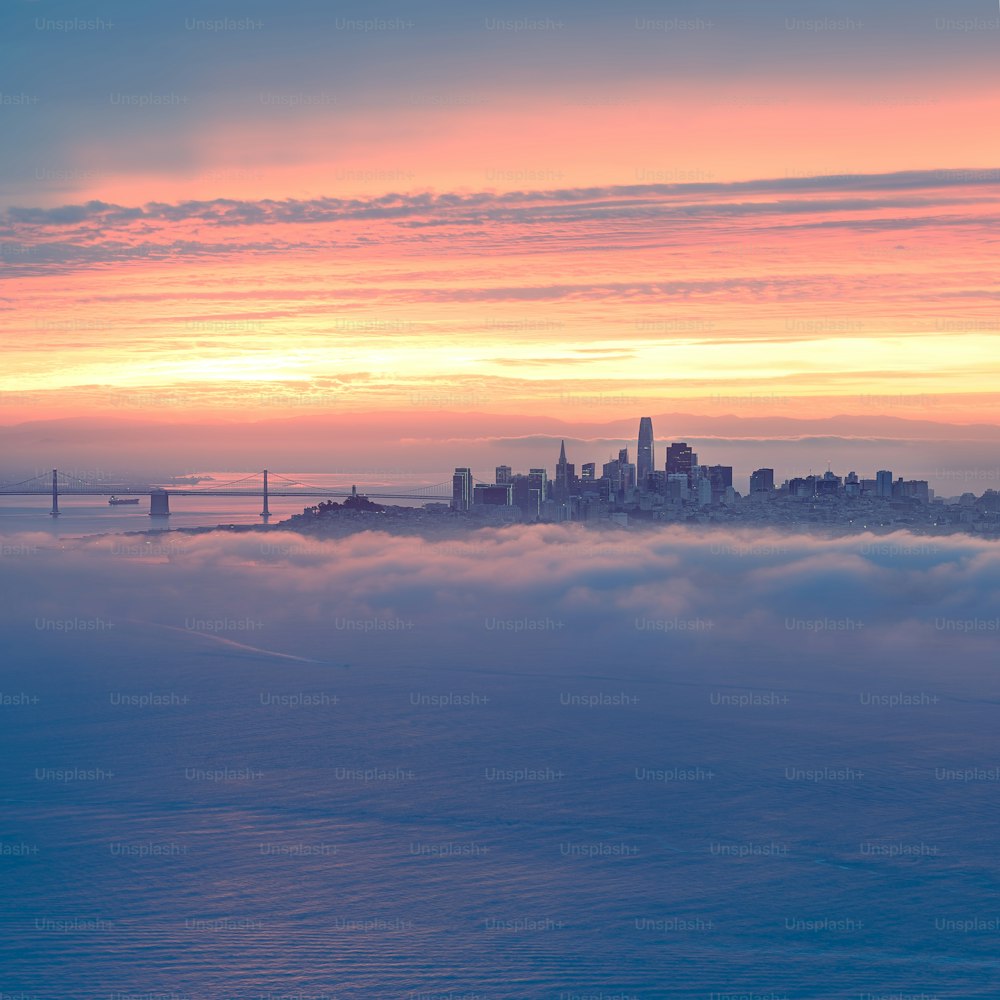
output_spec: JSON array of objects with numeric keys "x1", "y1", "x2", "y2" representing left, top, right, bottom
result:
[
  {"x1": 431, "y1": 416, "x2": 999, "y2": 533},
  {"x1": 2, "y1": 402, "x2": 997, "y2": 499},
  {"x1": 2, "y1": 413, "x2": 965, "y2": 528}
]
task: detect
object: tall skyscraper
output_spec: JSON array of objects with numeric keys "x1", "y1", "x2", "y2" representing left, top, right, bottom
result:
[
  {"x1": 452, "y1": 468, "x2": 472, "y2": 511},
  {"x1": 495, "y1": 465, "x2": 512, "y2": 485},
  {"x1": 637, "y1": 417, "x2": 654, "y2": 489},
  {"x1": 554, "y1": 441, "x2": 570, "y2": 501},
  {"x1": 876, "y1": 470, "x2": 893, "y2": 498},
  {"x1": 750, "y1": 468, "x2": 774, "y2": 494},
  {"x1": 666, "y1": 442, "x2": 696, "y2": 484}
]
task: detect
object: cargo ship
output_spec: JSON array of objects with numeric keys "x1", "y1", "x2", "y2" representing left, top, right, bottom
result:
[{"x1": 108, "y1": 496, "x2": 141, "y2": 505}]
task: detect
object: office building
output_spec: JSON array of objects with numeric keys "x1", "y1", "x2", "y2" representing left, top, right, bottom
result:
[
  {"x1": 554, "y1": 441, "x2": 571, "y2": 501},
  {"x1": 473, "y1": 483, "x2": 513, "y2": 505},
  {"x1": 619, "y1": 448, "x2": 636, "y2": 492},
  {"x1": 637, "y1": 417, "x2": 655, "y2": 489},
  {"x1": 666, "y1": 442, "x2": 696, "y2": 483},
  {"x1": 528, "y1": 468, "x2": 549, "y2": 500},
  {"x1": 817, "y1": 470, "x2": 841, "y2": 497},
  {"x1": 452, "y1": 468, "x2": 472, "y2": 511},
  {"x1": 511, "y1": 475, "x2": 539, "y2": 519},
  {"x1": 893, "y1": 478, "x2": 930, "y2": 504},
  {"x1": 666, "y1": 473, "x2": 689, "y2": 501},
  {"x1": 707, "y1": 465, "x2": 733, "y2": 500}
]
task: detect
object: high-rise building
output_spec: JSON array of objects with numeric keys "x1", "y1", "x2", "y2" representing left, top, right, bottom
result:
[
  {"x1": 637, "y1": 417, "x2": 654, "y2": 489},
  {"x1": 876, "y1": 470, "x2": 893, "y2": 498},
  {"x1": 666, "y1": 442, "x2": 696, "y2": 482},
  {"x1": 581, "y1": 462, "x2": 596, "y2": 482},
  {"x1": 554, "y1": 441, "x2": 570, "y2": 501},
  {"x1": 666, "y1": 473, "x2": 689, "y2": 500},
  {"x1": 495, "y1": 465, "x2": 512, "y2": 485},
  {"x1": 510, "y1": 474, "x2": 541, "y2": 519},
  {"x1": 817, "y1": 470, "x2": 840, "y2": 497},
  {"x1": 473, "y1": 483, "x2": 512, "y2": 505},
  {"x1": 603, "y1": 456, "x2": 623, "y2": 498},
  {"x1": 528, "y1": 468, "x2": 549, "y2": 503},
  {"x1": 618, "y1": 448, "x2": 636, "y2": 492},
  {"x1": 893, "y1": 478, "x2": 930, "y2": 504},
  {"x1": 749, "y1": 468, "x2": 774, "y2": 494},
  {"x1": 707, "y1": 465, "x2": 733, "y2": 500},
  {"x1": 452, "y1": 468, "x2": 472, "y2": 511}
]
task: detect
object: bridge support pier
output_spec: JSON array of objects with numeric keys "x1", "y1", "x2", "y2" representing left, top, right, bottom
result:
[
  {"x1": 150, "y1": 489, "x2": 170, "y2": 516},
  {"x1": 261, "y1": 469, "x2": 270, "y2": 518},
  {"x1": 50, "y1": 469, "x2": 59, "y2": 517}
]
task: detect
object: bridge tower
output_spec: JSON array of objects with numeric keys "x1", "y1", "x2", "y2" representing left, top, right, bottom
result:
[
  {"x1": 261, "y1": 469, "x2": 271, "y2": 518},
  {"x1": 150, "y1": 489, "x2": 170, "y2": 516},
  {"x1": 50, "y1": 469, "x2": 59, "y2": 517}
]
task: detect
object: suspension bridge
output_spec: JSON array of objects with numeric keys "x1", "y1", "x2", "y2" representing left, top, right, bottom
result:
[{"x1": 0, "y1": 470, "x2": 455, "y2": 517}]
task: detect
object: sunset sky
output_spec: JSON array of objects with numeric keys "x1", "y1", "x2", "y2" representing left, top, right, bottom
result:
[{"x1": 2, "y1": 0, "x2": 999, "y2": 449}]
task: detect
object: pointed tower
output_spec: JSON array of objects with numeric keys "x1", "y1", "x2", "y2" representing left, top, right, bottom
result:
[{"x1": 555, "y1": 440, "x2": 570, "y2": 502}]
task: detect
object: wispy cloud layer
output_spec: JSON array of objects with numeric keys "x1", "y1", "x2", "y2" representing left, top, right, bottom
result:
[{"x1": 4, "y1": 169, "x2": 999, "y2": 256}]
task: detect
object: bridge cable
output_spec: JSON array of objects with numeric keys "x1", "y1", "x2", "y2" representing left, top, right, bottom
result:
[{"x1": 0, "y1": 472, "x2": 52, "y2": 490}]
